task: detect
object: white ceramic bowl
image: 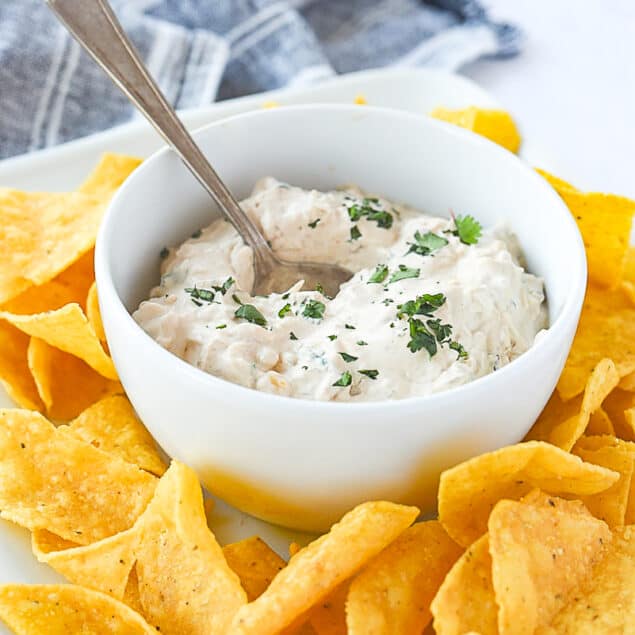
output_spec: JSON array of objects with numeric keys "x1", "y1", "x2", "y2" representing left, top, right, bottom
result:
[{"x1": 96, "y1": 105, "x2": 586, "y2": 531}]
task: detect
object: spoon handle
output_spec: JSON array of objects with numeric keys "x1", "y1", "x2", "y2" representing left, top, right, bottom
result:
[{"x1": 46, "y1": 0, "x2": 272, "y2": 258}]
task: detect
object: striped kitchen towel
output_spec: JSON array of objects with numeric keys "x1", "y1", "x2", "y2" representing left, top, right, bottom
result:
[{"x1": 0, "y1": 0, "x2": 521, "y2": 159}]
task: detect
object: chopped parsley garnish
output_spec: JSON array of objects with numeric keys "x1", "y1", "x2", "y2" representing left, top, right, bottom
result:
[
  {"x1": 449, "y1": 340, "x2": 469, "y2": 359},
  {"x1": 234, "y1": 304, "x2": 267, "y2": 327},
  {"x1": 159, "y1": 247, "x2": 169, "y2": 259},
  {"x1": 345, "y1": 198, "x2": 394, "y2": 229},
  {"x1": 278, "y1": 303, "x2": 292, "y2": 318},
  {"x1": 212, "y1": 276, "x2": 234, "y2": 295},
  {"x1": 290, "y1": 332, "x2": 298, "y2": 340},
  {"x1": 316, "y1": 282, "x2": 325, "y2": 295},
  {"x1": 388, "y1": 265, "x2": 420, "y2": 284},
  {"x1": 407, "y1": 230, "x2": 448, "y2": 256},
  {"x1": 332, "y1": 371, "x2": 352, "y2": 387},
  {"x1": 302, "y1": 300, "x2": 325, "y2": 320},
  {"x1": 425, "y1": 318, "x2": 453, "y2": 342},
  {"x1": 327, "y1": 334, "x2": 338, "y2": 341},
  {"x1": 282, "y1": 292, "x2": 290, "y2": 300},
  {"x1": 308, "y1": 218, "x2": 321, "y2": 228},
  {"x1": 368, "y1": 264, "x2": 389, "y2": 284},
  {"x1": 382, "y1": 298, "x2": 394, "y2": 306},
  {"x1": 358, "y1": 369, "x2": 379, "y2": 380},
  {"x1": 350, "y1": 225, "x2": 362, "y2": 241},
  {"x1": 339, "y1": 352, "x2": 358, "y2": 363},
  {"x1": 191, "y1": 229, "x2": 202, "y2": 239},
  {"x1": 397, "y1": 293, "x2": 446, "y2": 318},
  {"x1": 232, "y1": 293, "x2": 243, "y2": 305},
  {"x1": 407, "y1": 318, "x2": 438, "y2": 356},
  {"x1": 185, "y1": 287, "x2": 216, "y2": 304},
  {"x1": 345, "y1": 323, "x2": 356, "y2": 330},
  {"x1": 216, "y1": 324, "x2": 227, "y2": 329},
  {"x1": 452, "y1": 214, "x2": 482, "y2": 245},
  {"x1": 357, "y1": 340, "x2": 368, "y2": 346}
]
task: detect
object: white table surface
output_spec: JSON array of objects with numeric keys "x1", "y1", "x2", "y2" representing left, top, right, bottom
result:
[{"x1": 464, "y1": 0, "x2": 635, "y2": 199}]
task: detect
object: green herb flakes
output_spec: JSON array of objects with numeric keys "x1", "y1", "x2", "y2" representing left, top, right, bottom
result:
[
  {"x1": 234, "y1": 304, "x2": 267, "y2": 327},
  {"x1": 302, "y1": 300, "x2": 325, "y2": 320},
  {"x1": 289, "y1": 332, "x2": 298, "y2": 340},
  {"x1": 339, "y1": 352, "x2": 358, "y2": 363},
  {"x1": 358, "y1": 369, "x2": 379, "y2": 380},
  {"x1": 332, "y1": 371, "x2": 352, "y2": 387},
  {"x1": 368, "y1": 264, "x2": 389, "y2": 284},
  {"x1": 389, "y1": 265, "x2": 420, "y2": 284},
  {"x1": 308, "y1": 218, "x2": 321, "y2": 228},
  {"x1": 350, "y1": 225, "x2": 362, "y2": 241},
  {"x1": 278, "y1": 303, "x2": 292, "y2": 318},
  {"x1": 407, "y1": 230, "x2": 448, "y2": 256},
  {"x1": 452, "y1": 214, "x2": 482, "y2": 245}
]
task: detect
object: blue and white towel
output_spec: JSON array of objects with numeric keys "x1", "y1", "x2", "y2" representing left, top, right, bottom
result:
[{"x1": 0, "y1": 0, "x2": 520, "y2": 159}]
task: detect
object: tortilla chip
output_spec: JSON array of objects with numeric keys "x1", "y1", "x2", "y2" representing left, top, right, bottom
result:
[
  {"x1": 586, "y1": 407, "x2": 616, "y2": 436},
  {"x1": 430, "y1": 534, "x2": 497, "y2": 635},
  {"x1": 223, "y1": 536, "x2": 286, "y2": 601},
  {"x1": 0, "y1": 189, "x2": 105, "y2": 305},
  {"x1": 537, "y1": 525, "x2": 635, "y2": 634},
  {"x1": 31, "y1": 529, "x2": 78, "y2": 554},
  {"x1": 1, "y1": 303, "x2": 117, "y2": 380},
  {"x1": 489, "y1": 496, "x2": 611, "y2": 635},
  {"x1": 526, "y1": 358, "x2": 619, "y2": 450},
  {"x1": 573, "y1": 445, "x2": 634, "y2": 526},
  {"x1": 309, "y1": 582, "x2": 349, "y2": 635},
  {"x1": 346, "y1": 521, "x2": 462, "y2": 635},
  {"x1": 438, "y1": 440, "x2": 619, "y2": 547},
  {"x1": 430, "y1": 107, "x2": 522, "y2": 153},
  {"x1": 32, "y1": 524, "x2": 140, "y2": 600},
  {"x1": 0, "y1": 409, "x2": 156, "y2": 544},
  {"x1": 0, "y1": 584, "x2": 155, "y2": 635},
  {"x1": 557, "y1": 285, "x2": 635, "y2": 400},
  {"x1": 86, "y1": 280, "x2": 106, "y2": 342},
  {"x1": 535, "y1": 169, "x2": 579, "y2": 193},
  {"x1": 229, "y1": 501, "x2": 418, "y2": 635},
  {"x1": 134, "y1": 461, "x2": 246, "y2": 635},
  {"x1": 0, "y1": 321, "x2": 42, "y2": 411},
  {"x1": 28, "y1": 338, "x2": 122, "y2": 421},
  {"x1": 78, "y1": 153, "x2": 142, "y2": 201},
  {"x1": 602, "y1": 387, "x2": 635, "y2": 440},
  {"x1": 1, "y1": 249, "x2": 94, "y2": 315},
  {"x1": 61, "y1": 395, "x2": 166, "y2": 476}
]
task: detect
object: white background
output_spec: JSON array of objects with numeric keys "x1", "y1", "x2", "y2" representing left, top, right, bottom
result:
[{"x1": 464, "y1": 0, "x2": 635, "y2": 198}]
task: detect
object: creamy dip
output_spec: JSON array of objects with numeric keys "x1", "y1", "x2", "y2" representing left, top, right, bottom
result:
[{"x1": 134, "y1": 178, "x2": 547, "y2": 402}]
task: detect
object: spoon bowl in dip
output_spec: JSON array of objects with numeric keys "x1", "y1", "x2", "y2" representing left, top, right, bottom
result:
[{"x1": 47, "y1": 0, "x2": 353, "y2": 298}]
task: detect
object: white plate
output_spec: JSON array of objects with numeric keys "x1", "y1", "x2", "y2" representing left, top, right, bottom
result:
[{"x1": 0, "y1": 68, "x2": 500, "y2": 612}]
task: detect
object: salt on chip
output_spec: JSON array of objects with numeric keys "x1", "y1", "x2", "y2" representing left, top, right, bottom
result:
[
  {"x1": 32, "y1": 525, "x2": 140, "y2": 600},
  {"x1": 0, "y1": 189, "x2": 105, "y2": 304},
  {"x1": 78, "y1": 153, "x2": 142, "y2": 200},
  {"x1": 1, "y1": 303, "x2": 117, "y2": 380},
  {"x1": 223, "y1": 536, "x2": 285, "y2": 601},
  {"x1": 61, "y1": 394, "x2": 166, "y2": 476},
  {"x1": 438, "y1": 440, "x2": 619, "y2": 547},
  {"x1": 573, "y1": 445, "x2": 634, "y2": 526},
  {"x1": 309, "y1": 582, "x2": 349, "y2": 635},
  {"x1": 0, "y1": 584, "x2": 155, "y2": 635},
  {"x1": 229, "y1": 501, "x2": 418, "y2": 635},
  {"x1": 86, "y1": 280, "x2": 106, "y2": 342},
  {"x1": 0, "y1": 409, "x2": 156, "y2": 544},
  {"x1": 488, "y1": 495, "x2": 611, "y2": 635},
  {"x1": 430, "y1": 534, "x2": 497, "y2": 635},
  {"x1": 430, "y1": 106, "x2": 522, "y2": 153},
  {"x1": 537, "y1": 171, "x2": 635, "y2": 288},
  {"x1": 557, "y1": 285, "x2": 635, "y2": 400},
  {"x1": 346, "y1": 521, "x2": 462, "y2": 635},
  {"x1": 134, "y1": 461, "x2": 246, "y2": 635},
  {"x1": 527, "y1": 358, "x2": 619, "y2": 450},
  {"x1": 28, "y1": 338, "x2": 122, "y2": 421},
  {"x1": 536, "y1": 525, "x2": 635, "y2": 634}
]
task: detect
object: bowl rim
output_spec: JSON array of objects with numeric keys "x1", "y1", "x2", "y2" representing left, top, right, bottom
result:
[{"x1": 95, "y1": 103, "x2": 587, "y2": 415}]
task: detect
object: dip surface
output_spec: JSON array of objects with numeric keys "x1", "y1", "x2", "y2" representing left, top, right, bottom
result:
[{"x1": 133, "y1": 178, "x2": 547, "y2": 402}]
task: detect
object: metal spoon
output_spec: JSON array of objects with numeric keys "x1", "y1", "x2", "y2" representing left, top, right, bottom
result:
[{"x1": 46, "y1": 0, "x2": 353, "y2": 297}]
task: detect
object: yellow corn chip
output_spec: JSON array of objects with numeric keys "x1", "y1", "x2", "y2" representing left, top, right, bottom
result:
[
  {"x1": 78, "y1": 153, "x2": 142, "y2": 200},
  {"x1": 430, "y1": 106, "x2": 522, "y2": 153},
  {"x1": 537, "y1": 525, "x2": 635, "y2": 634},
  {"x1": 526, "y1": 358, "x2": 619, "y2": 450},
  {"x1": 0, "y1": 322, "x2": 42, "y2": 411},
  {"x1": 1, "y1": 303, "x2": 117, "y2": 380},
  {"x1": 557, "y1": 285, "x2": 635, "y2": 400},
  {"x1": 346, "y1": 521, "x2": 462, "y2": 635},
  {"x1": 620, "y1": 369, "x2": 635, "y2": 391},
  {"x1": 0, "y1": 584, "x2": 155, "y2": 634},
  {"x1": 0, "y1": 189, "x2": 105, "y2": 304},
  {"x1": 535, "y1": 169, "x2": 579, "y2": 193},
  {"x1": 223, "y1": 536, "x2": 286, "y2": 601},
  {"x1": 1, "y1": 249, "x2": 94, "y2": 315},
  {"x1": 603, "y1": 387, "x2": 635, "y2": 440},
  {"x1": 573, "y1": 445, "x2": 634, "y2": 526},
  {"x1": 489, "y1": 496, "x2": 611, "y2": 635},
  {"x1": 28, "y1": 338, "x2": 121, "y2": 421},
  {"x1": 430, "y1": 534, "x2": 497, "y2": 635},
  {"x1": 86, "y1": 280, "x2": 106, "y2": 342},
  {"x1": 61, "y1": 395, "x2": 166, "y2": 476},
  {"x1": 625, "y1": 246, "x2": 635, "y2": 280},
  {"x1": 586, "y1": 407, "x2": 616, "y2": 436},
  {"x1": 134, "y1": 461, "x2": 246, "y2": 635},
  {"x1": 438, "y1": 440, "x2": 619, "y2": 547},
  {"x1": 309, "y1": 582, "x2": 349, "y2": 635},
  {"x1": 31, "y1": 529, "x2": 78, "y2": 554},
  {"x1": 229, "y1": 501, "x2": 419, "y2": 635},
  {"x1": 0, "y1": 409, "x2": 156, "y2": 544},
  {"x1": 32, "y1": 525, "x2": 140, "y2": 600}
]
